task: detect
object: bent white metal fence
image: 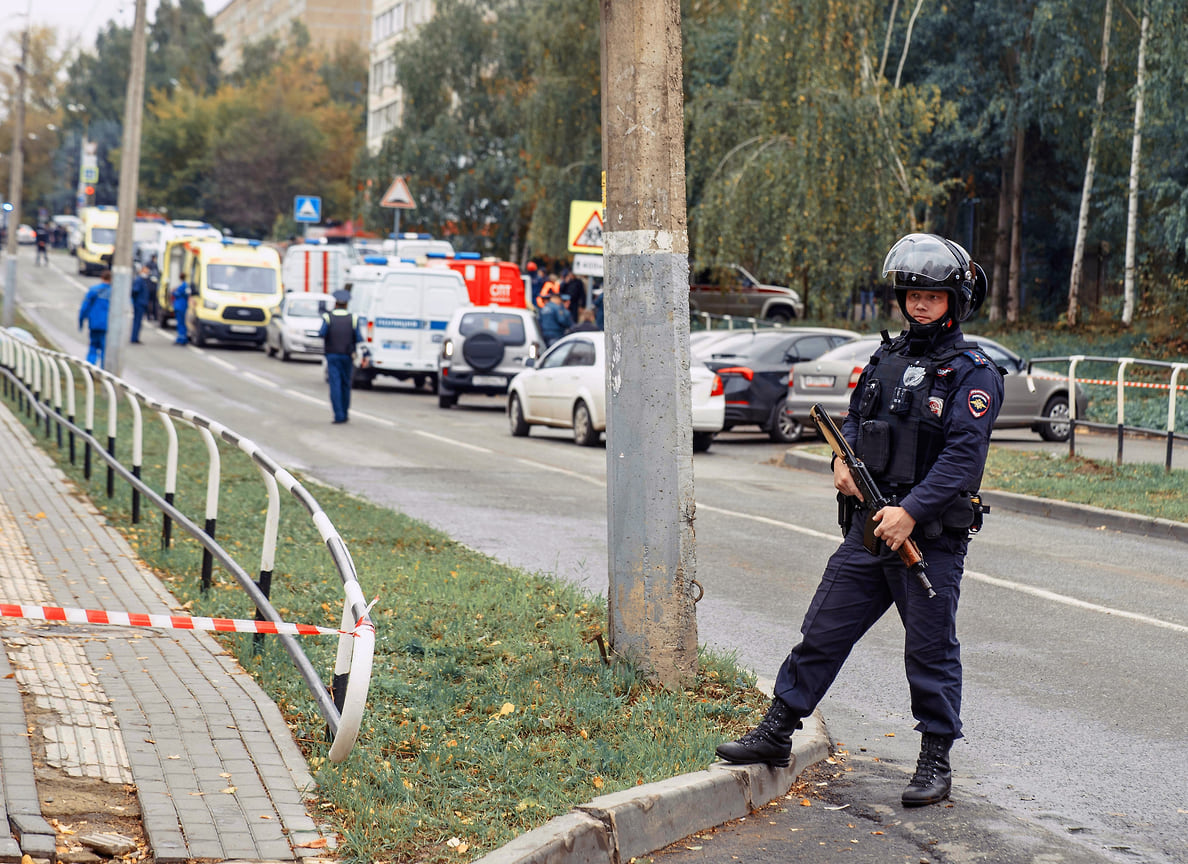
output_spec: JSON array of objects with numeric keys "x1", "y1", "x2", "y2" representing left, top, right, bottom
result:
[
  {"x1": 0, "y1": 327, "x2": 373, "y2": 763},
  {"x1": 1029, "y1": 354, "x2": 1188, "y2": 471}
]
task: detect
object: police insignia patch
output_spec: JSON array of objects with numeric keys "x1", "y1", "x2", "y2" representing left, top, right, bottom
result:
[
  {"x1": 936, "y1": 366, "x2": 954, "y2": 377},
  {"x1": 968, "y1": 389, "x2": 990, "y2": 418},
  {"x1": 902, "y1": 365, "x2": 927, "y2": 387},
  {"x1": 964, "y1": 350, "x2": 991, "y2": 366},
  {"x1": 928, "y1": 396, "x2": 944, "y2": 417}
]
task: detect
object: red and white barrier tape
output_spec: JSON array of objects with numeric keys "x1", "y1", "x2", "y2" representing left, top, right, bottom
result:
[
  {"x1": 1028, "y1": 372, "x2": 1188, "y2": 392},
  {"x1": 0, "y1": 602, "x2": 352, "y2": 636}
]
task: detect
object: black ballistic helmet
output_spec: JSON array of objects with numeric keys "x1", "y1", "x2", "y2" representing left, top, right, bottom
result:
[{"x1": 882, "y1": 233, "x2": 987, "y2": 323}]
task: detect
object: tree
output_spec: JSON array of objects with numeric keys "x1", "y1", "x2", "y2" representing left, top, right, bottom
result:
[
  {"x1": 685, "y1": 0, "x2": 954, "y2": 314},
  {"x1": 1067, "y1": 0, "x2": 1112, "y2": 327},
  {"x1": 1121, "y1": 0, "x2": 1149, "y2": 325}
]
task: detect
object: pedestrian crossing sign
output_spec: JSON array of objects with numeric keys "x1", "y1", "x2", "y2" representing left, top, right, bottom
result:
[
  {"x1": 294, "y1": 195, "x2": 322, "y2": 224},
  {"x1": 568, "y1": 200, "x2": 604, "y2": 254}
]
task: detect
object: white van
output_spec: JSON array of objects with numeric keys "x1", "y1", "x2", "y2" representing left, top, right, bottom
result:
[
  {"x1": 348, "y1": 259, "x2": 471, "y2": 390},
  {"x1": 379, "y1": 233, "x2": 455, "y2": 261},
  {"x1": 282, "y1": 240, "x2": 357, "y2": 294}
]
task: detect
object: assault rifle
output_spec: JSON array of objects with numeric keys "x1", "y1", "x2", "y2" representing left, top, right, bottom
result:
[{"x1": 809, "y1": 404, "x2": 936, "y2": 599}]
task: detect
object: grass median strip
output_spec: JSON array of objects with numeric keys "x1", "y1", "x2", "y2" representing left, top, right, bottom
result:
[{"x1": 1, "y1": 378, "x2": 767, "y2": 864}]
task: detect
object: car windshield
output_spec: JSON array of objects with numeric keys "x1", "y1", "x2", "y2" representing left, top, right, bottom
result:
[
  {"x1": 207, "y1": 264, "x2": 278, "y2": 295},
  {"x1": 459, "y1": 312, "x2": 527, "y2": 345},
  {"x1": 91, "y1": 228, "x2": 116, "y2": 245},
  {"x1": 286, "y1": 297, "x2": 327, "y2": 317}
]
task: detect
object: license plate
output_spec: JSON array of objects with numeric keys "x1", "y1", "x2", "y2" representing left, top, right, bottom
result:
[
  {"x1": 382, "y1": 340, "x2": 411, "y2": 350},
  {"x1": 230, "y1": 325, "x2": 258, "y2": 334},
  {"x1": 305, "y1": 329, "x2": 322, "y2": 337},
  {"x1": 472, "y1": 375, "x2": 506, "y2": 387},
  {"x1": 803, "y1": 375, "x2": 836, "y2": 388}
]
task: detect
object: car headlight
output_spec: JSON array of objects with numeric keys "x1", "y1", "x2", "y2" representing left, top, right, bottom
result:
[{"x1": 203, "y1": 299, "x2": 219, "y2": 310}]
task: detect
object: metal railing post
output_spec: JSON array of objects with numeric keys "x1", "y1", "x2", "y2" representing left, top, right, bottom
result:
[
  {"x1": 82, "y1": 366, "x2": 95, "y2": 480},
  {"x1": 1166, "y1": 364, "x2": 1187, "y2": 472},
  {"x1": 159, "y1": 411, "x2": 178, "y2": 548},
  {"x1": 126, "y1": 391, "x2": 143, "y2": 524},
  {"x1": 1115, "y1": 358, "x2": 1133, "y2": 465},
  {"x1": 100, "y1": 374, "x2": 118, "y2": 498},
  {"x1": 194, "y1": 422, "x2": 221, "y2": 592}
]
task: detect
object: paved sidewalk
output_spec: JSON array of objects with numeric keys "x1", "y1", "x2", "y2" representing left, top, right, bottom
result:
[{"x1": 0, "y1": 403, "x2": 329, "y2": 862}]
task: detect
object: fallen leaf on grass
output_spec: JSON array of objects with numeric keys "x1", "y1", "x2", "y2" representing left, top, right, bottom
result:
[
  {"x1": 295, "y1": 838, "x2": 328, "y2": 849},
  {"x1": 800, "y1": 799, "x2": 812, "y2": 807}
]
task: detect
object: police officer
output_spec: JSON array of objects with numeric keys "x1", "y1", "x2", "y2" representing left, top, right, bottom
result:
[
  {"x1": 318, "y1": 290, "x2": 363, "y2": 424},
  {"x1": 716, "y1": 233, "x2": 1004, "y2": 808}
]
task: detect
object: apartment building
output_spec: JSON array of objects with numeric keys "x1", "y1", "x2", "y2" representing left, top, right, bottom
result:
[
  {"x1": 366, "y1": 0, "x2": 435, "y2": 154},
  {"x1": 214, "y1": 0, "x2": 375, "y2": 75}
]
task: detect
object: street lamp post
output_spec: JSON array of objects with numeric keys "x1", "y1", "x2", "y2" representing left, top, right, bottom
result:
[{"x1": 3, "y1": 28, "x2": 29, "y2": 329}]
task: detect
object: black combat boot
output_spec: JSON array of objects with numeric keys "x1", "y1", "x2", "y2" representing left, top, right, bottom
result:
[
  {"x1": 901, "y1": 732, "x2": 954, "y2": 807},
  {"x1": 715, "y1": 697, "x2": 801, "y2": 767}
]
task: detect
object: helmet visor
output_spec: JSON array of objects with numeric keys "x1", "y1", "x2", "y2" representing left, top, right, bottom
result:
[{"x1": 882, "y1": 234, "x2": 966, "y2": 284}]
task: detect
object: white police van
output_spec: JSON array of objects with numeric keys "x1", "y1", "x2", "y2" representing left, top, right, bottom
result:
[{"x1": 347, "y1": 256, "x2": 472, "y2": 391}]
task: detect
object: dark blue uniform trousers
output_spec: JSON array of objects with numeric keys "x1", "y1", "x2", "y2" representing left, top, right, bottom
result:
[
  {"x1": 774, "y1": 515, "x2": 966, "y2": 739},
  {"x1": 325, "y1": 353, "x2": 353, "y2": 422}
]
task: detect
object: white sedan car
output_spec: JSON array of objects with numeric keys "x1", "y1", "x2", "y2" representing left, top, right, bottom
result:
[
  {"x1": 265, "y1": 292, "x2": 336, "y2": 360},
  {"x1": 507, "y1": 331, "x2": 725, "y2": 452}
]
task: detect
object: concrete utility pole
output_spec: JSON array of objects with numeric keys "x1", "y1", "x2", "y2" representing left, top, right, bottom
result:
[
  {"x1": 3, "y1": 28, "x2": 29, "y2": 329},
  {"x1": 599, "y1": 0, "x2": 698, "y2": 688},
  {"x1": 106, "y1": 0, "x2": 149, "y2": 375}
]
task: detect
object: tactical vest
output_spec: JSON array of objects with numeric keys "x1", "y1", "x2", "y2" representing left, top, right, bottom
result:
[
  {"x1": 322, "y1": 309, "x2": 357, "y2": 355},
  {"x1": 854, "y1": 336, "x2": 980, "y2": 490}
]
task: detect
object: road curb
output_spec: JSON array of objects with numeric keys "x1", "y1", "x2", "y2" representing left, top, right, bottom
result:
[
  {"x1": 781, "y1": 449, "x2": 1188, "y2": 543},
  {"x1": 471, "y1": 711, "x2": 831, "y2": 864}
]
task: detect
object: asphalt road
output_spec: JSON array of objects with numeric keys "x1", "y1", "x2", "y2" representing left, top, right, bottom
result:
[{"x1": 7, "y1": 247, "x2": 1188, "y2": 864}]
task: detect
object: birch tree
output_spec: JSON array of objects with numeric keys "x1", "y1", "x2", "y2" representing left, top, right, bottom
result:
[
  {"x1": 1067, "y1": 0, "x2": 1112, "y2": 327},
  {"x1": 1121, "y1": 0, "x2": 1149, "y2": 325}
]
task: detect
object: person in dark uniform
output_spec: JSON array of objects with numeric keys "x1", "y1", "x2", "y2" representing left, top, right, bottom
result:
[
  {"x1": 715, "y1": 233, "x2": 1004, "y2": 808},
  {"x1": 318, "y1": 290, "x2": 363, "y2": 424}
]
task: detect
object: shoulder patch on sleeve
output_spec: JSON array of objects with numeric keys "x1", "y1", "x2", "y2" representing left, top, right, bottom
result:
[{"x1": 968, "y1": 389, "x2": 991, "y2": 418}]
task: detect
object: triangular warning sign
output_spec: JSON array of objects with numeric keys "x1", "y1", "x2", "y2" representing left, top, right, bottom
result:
[
  {"x1": 573, "y1": 210, "x2": 603, "y2": 250},
  {"x1": 381, "y1": 176, "x2": 417, "y2": 209},
  {"x1": 297, "y1": 199, "x2": 319, "y2": 220}
]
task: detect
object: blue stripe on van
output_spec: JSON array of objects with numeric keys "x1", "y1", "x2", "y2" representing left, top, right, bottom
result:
[
  {"x1": 429, "y1": 320, "x2": 448, "y2": 331},
  {"x1": 373, "y1": 317, "x2": 424, "y2": 329}
]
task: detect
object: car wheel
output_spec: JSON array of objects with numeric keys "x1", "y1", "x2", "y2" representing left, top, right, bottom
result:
[
  {"x1": 508, "y1": 394, "x2": 530, "y2": 436},
  {"x1": 265, "y1": 339, "x2": 276, "y2": 357},
  {"x1": 692, "y1": 431, "x2": 715, "y2": 453},
  {"x1": 766, "y1": 307, "x2": 794, "y2": 324},
  {"x1": 573, "y1": 400, "x2": 599, "y2": 446},
  {"x1": 439, "y1": 390, "x2": 457, "y2": 409},
  {"x1": 158, "y1": 305, "x2": 170, "y2": 327},
  {"x1": 1039, "y1": 393, "x2": 1071, "y2": 442},
  {"x1": 769, "y1": 397, "x2": 804, "y2": 443},
  {"x1": 193, "y1": 321, "x2": 207, "y2": 347},
  {"x1": 280, "y1": 337, "x2": 291, "y2": 362}
]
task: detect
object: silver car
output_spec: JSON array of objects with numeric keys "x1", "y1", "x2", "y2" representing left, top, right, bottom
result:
[
  {"x1": 785, "y1": 335, "x2": 1088, "y2": 442},
  {"x1": 265, "y1": 292, "x2": 335, "y2": 360}
]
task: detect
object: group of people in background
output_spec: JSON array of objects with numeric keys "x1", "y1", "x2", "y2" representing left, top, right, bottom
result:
[{"x1": 526, "y1": 262, "x2": 604, "y2": 346}]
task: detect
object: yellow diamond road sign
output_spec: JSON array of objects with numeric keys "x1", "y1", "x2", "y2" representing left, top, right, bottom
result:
[{"x1": 568, "y1": 200, "x2": 603, "y2": 254}]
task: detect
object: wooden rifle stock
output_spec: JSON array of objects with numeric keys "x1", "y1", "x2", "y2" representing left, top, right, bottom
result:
[{"x1": 808, "y1": 404, "x2": 936, "y2": 598}]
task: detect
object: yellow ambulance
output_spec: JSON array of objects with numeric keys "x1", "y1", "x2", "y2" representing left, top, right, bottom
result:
[
  {"x1": 180, "y1": 239, "x2": 283, "y2": 347},
  {"x1": 76, "y1": 206, "x2": 119, "y2": 275}
]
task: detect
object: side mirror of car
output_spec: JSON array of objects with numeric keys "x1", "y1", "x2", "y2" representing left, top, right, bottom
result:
[{"x1": 524, "y1": 357, "x2": 536, "y2": 369}]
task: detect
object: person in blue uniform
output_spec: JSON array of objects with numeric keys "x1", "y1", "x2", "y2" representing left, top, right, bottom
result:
[
  {"x1": 172, "y1": 278, "x2": 190, "y2": 345},
  {"x1": 130, "y1": 265, "x2": 151, "y2": 343},
  {"x1": 78, "y1": 269, "x2": 112, "y2": 365},
  {"x1": 539, "y1": 291, "x2": 573, "y2": 346},
  {"x1": 716, "y1": 233, "x2": 1004, "y2": 809},
  {"x1": 318, "y1": 290, "x2": 363, "y2": 424}
]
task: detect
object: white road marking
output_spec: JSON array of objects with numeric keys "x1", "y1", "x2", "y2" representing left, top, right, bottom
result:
[
  {"x1": 514, "y1": 456, "x2": 606, "y2": 487},
  {"x1": 352, "y1": 411, "x2": 396, "y2": 427},
  {"x1": 700, "y1": 504, "x2": 1186, "y2": 633},
  {"x1": 966, "y1": 569, "x2": 1188, "y2": 634},
  {"x1": 240, "y1": 372, "x2": 278, "y2": 388},
  {"x1": 413, "y1": 429, "x2": 492, "y2": 453},
  {"x1": 284, "y1": 389, "x2": 324, "y2": 406}
]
